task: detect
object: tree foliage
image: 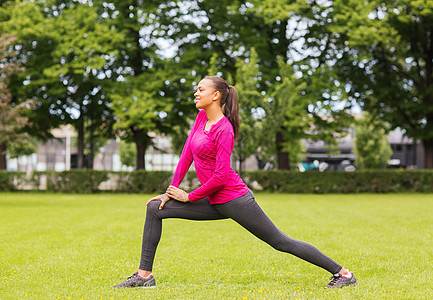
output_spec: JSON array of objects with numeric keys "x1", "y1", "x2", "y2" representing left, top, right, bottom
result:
[
  {"x1": 233, "y1": 48, "x2": 262, "y2": 173},
  {"x1": 118, "y1": 140, "x2": 136, "y2": 168},
  {"x1": 259, "y1": 59, "x2": 309, "y2": 170},
  {"x1": 354, "y1": 113, "x2": 392, "y2": 169},
  {"x1": 2, "y1": 0, "x2": 432, "y2": 171},
  {"x1": 1, "y1": 1, "x2": 123, "y2": 169},
  {"x1": 329, "y1": 0, "x2": 433, "y2": 168},
  {"x1": 0, "y1": 34, "x2": 34, "y2": 169},
  {"x1": 94, "y1": 0, "x2": 199, "y2": 169}
]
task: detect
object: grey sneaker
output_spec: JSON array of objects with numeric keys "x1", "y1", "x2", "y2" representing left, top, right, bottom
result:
[
  {"x1": 114, "y1": 272, "x2": 156, "y2": 288},
  {"x1": 325, "y1": 272, "x2": 357, "y2": 288}
]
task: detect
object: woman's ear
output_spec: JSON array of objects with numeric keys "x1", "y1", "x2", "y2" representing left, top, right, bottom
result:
[{"x1": 213, "y1": 90, "x2": 221, "y2": 101}]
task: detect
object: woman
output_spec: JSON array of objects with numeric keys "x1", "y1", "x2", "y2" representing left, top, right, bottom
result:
[{"x1": 114, "y1": 76, "x2": 357, "y2": 289}]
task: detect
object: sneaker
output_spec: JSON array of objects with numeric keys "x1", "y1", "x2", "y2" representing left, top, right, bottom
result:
[
  {"x1": 325, "y1": 272, "x2": 357, "y2": 288},
  {"x1": 114, "y1": 272, "x2": 156, "y2": 288}
]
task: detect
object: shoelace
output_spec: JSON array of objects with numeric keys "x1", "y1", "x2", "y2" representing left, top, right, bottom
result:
[
  {"x1": 124, "y1": 272, "x2": 139, "y2": 282},
  {"x1": 328, "y1": 274, "x2": 342, "y2": 286}
]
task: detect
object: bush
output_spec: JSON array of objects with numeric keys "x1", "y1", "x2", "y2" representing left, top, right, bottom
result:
[
  {"x1": 113, "y1": 170, "x2": 172, "y2": 193},
  {"x1": 1, "y1": 169, "x2": 432, "y2": 193},
  {"x1": 244, "y1": 170, "x2": 433, "y2": 193},
  {"x1": 0, "y1": 171, "x2": 26, "y2": 191},
  {"x1": 34, "y1": 170, "x2": 109, "y2": 193}
]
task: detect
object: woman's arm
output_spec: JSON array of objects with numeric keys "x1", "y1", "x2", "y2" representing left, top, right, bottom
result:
[
  {"x1": 170, "y1": 110, "x2": 204, "y2": 187},
  {"x1": 165, "y1": 185, "x2": 190, "y2": 202},
  {"x1": 146, "y1": 193, "x2": 170, "y2": 209},
  {"x1": 187, "y1": 128, "x2": 233, "y2": 202},
  {"x1": 170, "y1": 133, "x2": 193, "y2": 187},
  {"x1": 149, "y1": 112, "x2": 204, "y2": 209}
]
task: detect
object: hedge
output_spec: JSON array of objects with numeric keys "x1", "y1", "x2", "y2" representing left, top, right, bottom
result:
[
  {"x1": 243, "y1": 170, "x2": 433, "y2": 193},
  {"x1": 0, "y1": 169, "x2": 432, "y2": 193},
  {"x1": 0, "y1": 171, "x2": 27, "y2": 191},
  {"x1": 109, "y1": 171, "x2": 173, "y2": 193},
  {"x1": 31, "y1": 170, "x2": 174, "y2": 194}
]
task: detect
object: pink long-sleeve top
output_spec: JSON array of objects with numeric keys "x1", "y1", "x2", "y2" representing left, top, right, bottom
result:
[{"x1": 170, "y1": 110, "x2": 249, "y2": 204}]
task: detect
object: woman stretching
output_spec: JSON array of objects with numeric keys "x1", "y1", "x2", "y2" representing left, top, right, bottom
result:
[{"x1": 114, "y1": 76, "x2": 357, "y2": 289}]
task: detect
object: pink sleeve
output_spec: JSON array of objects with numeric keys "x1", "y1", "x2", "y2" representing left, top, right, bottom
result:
[
  {"x1": 188, "y1": 127, "x2": 234, "y2": 202},
  {"x1": 170, "y1": 111, "x2": 203, "y2": 187}
]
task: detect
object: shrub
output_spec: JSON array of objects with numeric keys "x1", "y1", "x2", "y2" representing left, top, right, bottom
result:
[
  {"x1": 113, "y1": 170, "x2": 172, "y2": 193},
  {"x1": 1, "y1": 169, "x2": 432, "y2": 193},
  {"x1": 244, "y1": 170, "x2": 433, "y2": 193},
  {"x1": 0, "y1": 171, "x2": 26, "y2": 191},
  {"x1": 34, "y1": 170, "x2": 109, "y2": 193}
]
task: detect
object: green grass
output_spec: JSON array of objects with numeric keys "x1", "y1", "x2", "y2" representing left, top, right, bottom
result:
[{"x1": 0, "y1": 193, "x2": 432, "y2": 300}]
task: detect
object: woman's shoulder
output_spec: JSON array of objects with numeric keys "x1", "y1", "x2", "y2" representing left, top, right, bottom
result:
[
  {"x1": 212, "y1": 117, "x2": 234, "y2": 138},
  {"x1": 191, "y1": 110, "x2": 206, "y2": 131},
  {"x1": 197, "y1": 109, "x2": 207, "y2": 120},
  {"x1": 194, "y1": 110, "x2": 207, "y2": 124}
]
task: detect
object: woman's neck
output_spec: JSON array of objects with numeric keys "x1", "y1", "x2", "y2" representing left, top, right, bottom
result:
[{"x1": 204, "y1": 106, "x2": 224, "y2": 124}]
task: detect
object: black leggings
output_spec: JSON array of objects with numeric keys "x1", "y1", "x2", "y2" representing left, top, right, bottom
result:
[{"x1": 139, "y1": 190, "x2": 342, "y2": 274}]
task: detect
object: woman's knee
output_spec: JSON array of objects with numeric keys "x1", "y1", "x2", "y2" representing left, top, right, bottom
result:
[
  {"x1": 146, "y1": 200, "x2": 161, "y2": 214},
  {"x1": 270, "y1": 238, "x2": 287, "y2": 252},
  {"x1": 269, "y1": 236, "x2": 298, "y2": 253}
]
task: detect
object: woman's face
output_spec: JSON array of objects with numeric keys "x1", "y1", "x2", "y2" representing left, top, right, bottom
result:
[{"x1": 194, "y1": 79, "x2": 219, "y2": 110}]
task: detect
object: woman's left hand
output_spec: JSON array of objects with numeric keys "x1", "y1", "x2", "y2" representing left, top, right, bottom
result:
[{"x1": 166, "y1": 185, "x2": 190, "y2": 203}]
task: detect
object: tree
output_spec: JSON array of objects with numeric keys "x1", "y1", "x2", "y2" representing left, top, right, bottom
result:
[
  {"x1": 96, "y1": 0, "x2": 199, "y2": 169},
  {"x1": 260, "y1": 56, "x2": 354, "y2": 170},
  {"x1": 0, "y1": 34, "x2": 34, "y2": 170},
  {"x1": 119, "y1": 140, "x2": 136, "y2": 168},
  {"x1": 0, "y1": 1, "x2": 63, "y2": 145},
  {"x1": 42, "y1": 3, "x2": 122, "y2": 169},
  {"x1": 259, "y1": 59, "x2": 309, "y2": 170},
  {"x1": 110, "y1": 71, "x2": 171, "y2": 170},
  {"x1": 354, "y1": 112, "x2": 392, "y2": 169},
  {"x1": 233, "y1": 48, "x2": 262, "y2": 174},
  {"x1": 227, "y1": 1, "x2": 352, "y2": 169},
  {"x1": 207, "y1": 53, "x2": 221, "y2": 77},
  {"x1": 1, "y1": 1, "x2": 123, "y2": 169},
  {"x1": 328, "y1": 0, "x2": 433, "y2": 168},
  {"x1": 7, "y1": 136, "x2": 38, "y2": 159}
]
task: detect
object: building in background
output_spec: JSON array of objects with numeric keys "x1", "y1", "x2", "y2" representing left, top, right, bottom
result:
[
  {"x1": 301, "y1": 129, "x2": 425, "y2": 171},
  {"x1": 387, "y1": 130, "x2": 424, "y2": 169},
  {"x1": 7, "y1": 125, "x2": 179, "y2": 172},
  {"x1": 6, "y1": 126, "x2": 426, "y2": 172}
]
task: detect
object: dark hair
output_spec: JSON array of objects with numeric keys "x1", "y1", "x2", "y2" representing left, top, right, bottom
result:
[{"x1": 205, "y1": 76, "x2": 240, "y2": 140}]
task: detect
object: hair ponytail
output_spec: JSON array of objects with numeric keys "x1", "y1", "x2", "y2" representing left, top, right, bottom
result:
[
  {"x1": 205, "y1": 76, "x2": 240, "y2": 140},
  {"x1": 224, "y1": 85, "x2": 240, "y2": 140}
]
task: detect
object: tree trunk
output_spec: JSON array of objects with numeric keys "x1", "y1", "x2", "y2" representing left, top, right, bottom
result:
[
  {"x1": 89, "y1": 129, "x2": 94, "y2": 170},
  {"x1": 423, "y1": 32, "x2": 433, "y2": 168},
  {"x1": 88, "y1": 119, "x2": 94, "y2": 170},
  {"x1": 276, "y1": 130, "x2": 290, "y2": 170},
  {"x1": 0, "y1": 142, "x2": 7, "y2": 170},
  {"x1": 77, "y1": 118, "x2": 85, "y2": 169},
  {"x1": 133, "y1": 128, "x2": 148, "y2": 170},
  {"x1": 238, "y1": 155, "x2": 244, "y2": 178},
  {"x1": 237, "y1": 137, "x2": 244, "y2": 177},
  {"x1": 423, "y1": 139, "x2": 433, "y2": 169},
  {"x1": 88, "y1": 100, "x2": 94, "y2": 169},
  {"x1": 278, "y1": 20, "x2": 289, "y2": 60}
]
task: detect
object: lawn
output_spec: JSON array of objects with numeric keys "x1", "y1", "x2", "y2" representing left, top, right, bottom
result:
[{"x1": 0, "y1": 192, "x2": 432, "y2": 299}]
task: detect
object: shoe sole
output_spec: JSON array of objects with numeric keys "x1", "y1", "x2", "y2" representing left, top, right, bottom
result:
[
  {"x1": 325, "y1": 281, "x2": 358, "y2": 289},
  {"x1": 114, "y1": 285, "x2": 156, "y2": 289}
]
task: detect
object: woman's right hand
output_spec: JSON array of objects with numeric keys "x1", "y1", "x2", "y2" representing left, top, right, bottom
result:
[{"x1": 146, "y1": 193, "x2": 170, "y2": 210}]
